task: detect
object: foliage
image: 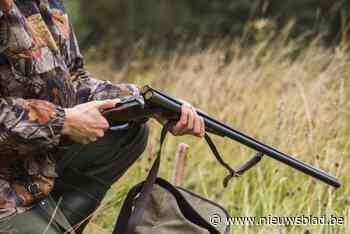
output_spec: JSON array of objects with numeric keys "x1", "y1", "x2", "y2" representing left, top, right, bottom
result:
[{"x1": 69, "y1": 0, "x2": 350, "y2": 58}]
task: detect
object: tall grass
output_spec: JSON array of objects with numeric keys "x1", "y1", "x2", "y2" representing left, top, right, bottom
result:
[{"x1": 84, "y1": 39, "x2": 350, "y2": 234}]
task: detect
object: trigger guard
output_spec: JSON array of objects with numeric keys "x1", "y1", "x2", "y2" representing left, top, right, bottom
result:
[{"x1": 109, "y1": 123, "x2": 130, "y2": 131}]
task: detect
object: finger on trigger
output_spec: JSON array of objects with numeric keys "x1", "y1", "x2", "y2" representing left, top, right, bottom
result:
[{"x1": 96, "y1": 98, "x2": 121, "y2": 111}]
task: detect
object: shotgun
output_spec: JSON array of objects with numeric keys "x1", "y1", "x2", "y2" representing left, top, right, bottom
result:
[{"x1": 102, "y1": 85, "x2": 341, "y2": 188}]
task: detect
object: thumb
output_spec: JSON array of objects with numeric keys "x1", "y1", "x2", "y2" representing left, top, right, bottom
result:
[{"x1": 94, "y1": 98, "x2": 121, "y2": 111}]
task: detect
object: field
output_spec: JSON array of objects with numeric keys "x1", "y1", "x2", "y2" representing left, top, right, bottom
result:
[{"x1": 84, "y1": 39, "x2": 350, "y2": 234}]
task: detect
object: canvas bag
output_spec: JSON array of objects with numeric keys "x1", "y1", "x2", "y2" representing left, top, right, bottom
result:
[{"x1": 113, "y1": 123, "x2": 264, "y2": 234}]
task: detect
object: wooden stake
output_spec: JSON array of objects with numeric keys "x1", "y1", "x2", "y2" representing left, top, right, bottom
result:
[{"x1": 172, "y1": 143, "x2": 189, "y2": 186}]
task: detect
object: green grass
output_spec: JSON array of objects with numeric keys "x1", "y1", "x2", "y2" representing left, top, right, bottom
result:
[{"x1": 84, "y1": 39, "x2": 350, "y2": 234}]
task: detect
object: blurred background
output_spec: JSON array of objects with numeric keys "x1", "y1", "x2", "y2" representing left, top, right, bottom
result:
[
  {"x1": 65, "y1": 1, "x2": 350, "y2": 233},
  {"x1": 67, "y1": 0, "x2": 350, "y2": 65}
]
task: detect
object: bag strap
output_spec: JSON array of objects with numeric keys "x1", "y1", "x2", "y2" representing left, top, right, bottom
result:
[{"x1": 114, "y1": 122, "x2": 172, "y2": 234}]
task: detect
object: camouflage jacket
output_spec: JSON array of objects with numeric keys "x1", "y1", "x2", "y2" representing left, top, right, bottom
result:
[{"x1": 0, "y1": 0, "x2": 138, "y2": 218}]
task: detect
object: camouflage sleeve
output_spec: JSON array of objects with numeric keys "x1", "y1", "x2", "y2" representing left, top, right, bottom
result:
[
  {"x1": 68, "y1": 25, "x2": 139, "y2": 103},
  {"x1": 0, "y1": 98, "x2": 65, "y2": 156},
  {"x1": 71, "y1": 66, "x2": 140, "y2": 103}
]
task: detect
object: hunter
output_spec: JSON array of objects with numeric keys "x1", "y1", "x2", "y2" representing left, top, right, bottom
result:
[{"x1": 0, "y1": 0, "x2": 205, "y2": 233}]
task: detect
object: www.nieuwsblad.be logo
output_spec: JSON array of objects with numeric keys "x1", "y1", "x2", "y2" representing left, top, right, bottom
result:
[{"x1": 209, "y1": 214, "x2": 344, "y2": 226}]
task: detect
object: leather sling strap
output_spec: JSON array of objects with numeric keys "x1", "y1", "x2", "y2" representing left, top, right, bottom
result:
[{"x1": 204, "y1": 134, "x2": 264, "y2": 187}]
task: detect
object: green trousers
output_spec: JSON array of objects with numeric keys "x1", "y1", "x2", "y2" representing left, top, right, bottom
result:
[{"x1": 0, "y1": 125, "x2": 149, "y2": 234}]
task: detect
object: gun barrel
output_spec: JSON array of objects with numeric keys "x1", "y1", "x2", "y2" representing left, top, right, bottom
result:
[{"x1": 142, "y1": 86, "x2": 341, "y2": 188}]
